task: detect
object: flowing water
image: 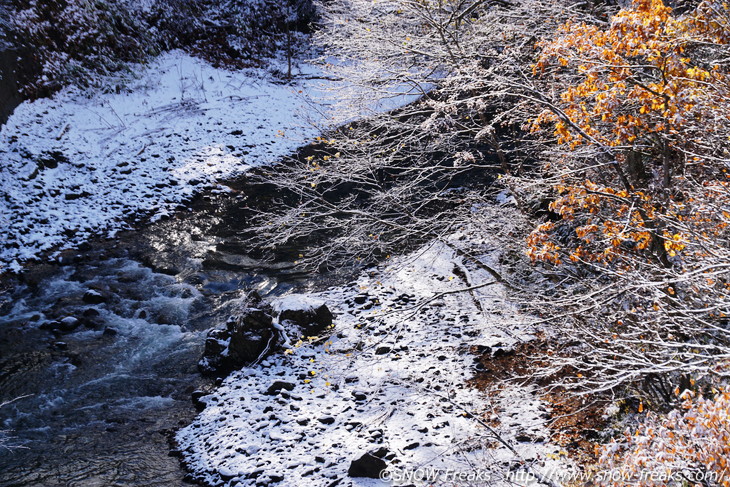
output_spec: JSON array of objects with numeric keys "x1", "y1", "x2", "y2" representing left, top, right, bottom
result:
[{"x1": 0, "y1": 185, "x2": 314, "y2": 486}]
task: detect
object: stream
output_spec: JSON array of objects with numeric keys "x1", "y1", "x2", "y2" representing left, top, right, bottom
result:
[{"x1": 0, "y1": 183, "x2": 316, "y2": 486}]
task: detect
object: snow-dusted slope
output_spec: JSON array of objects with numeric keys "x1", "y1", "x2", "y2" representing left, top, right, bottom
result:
[
  {"x1": 177, "y1": 240, "x2": 568, "y2": 486},
  {"x1": 0, "y1": 51, "x2": 328, "y2": 270}
]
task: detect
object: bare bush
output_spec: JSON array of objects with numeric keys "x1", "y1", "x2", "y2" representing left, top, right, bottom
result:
[{"x1": 243, "y1": 0, "x2": 582, "y2": 271}]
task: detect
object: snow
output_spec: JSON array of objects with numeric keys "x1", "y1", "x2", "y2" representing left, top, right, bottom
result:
[
  {"x1": 0, "y1": 50, "x2": 331, "y2": 269},
  {"x1": 272, "y1": 294, "x2": 326, "y2": 315},
  {"x1": 176, "y1": 238, "x2": 570, "y2": 486}
]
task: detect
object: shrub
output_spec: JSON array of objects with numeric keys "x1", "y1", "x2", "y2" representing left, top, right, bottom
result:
[
  {"x1": 597, "y1": 388, "x2": 730, "y2": 486},
  {"x1": 7, "y1": 0, "x2": 152, "y2": 96},
  {"x1": 4, "y1": 0, "x2": 319, "y2": 97}
]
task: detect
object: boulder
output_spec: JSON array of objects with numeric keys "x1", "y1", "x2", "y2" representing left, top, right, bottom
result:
[
  {"x1": 83, "y1": 289, "x2": 106, "y2": 304},
  {"x1": 191, "y1": 389, "x2": 212, "y2": 412},
  {"x1": 273, "y1": 295, "x2": 333, "y2": 336},
  {"x1": 265, "y1": 380, "x2": 295, "y2": 396},
  {"x1": 199, "y1": 308, "x2": 276, "y2": 376},
  {"x1": 58, "y1": 316, "x2": 81, "y2": 332},
  {"x1": 203, "y1": 330, "x2": 229, "y2": 356}
]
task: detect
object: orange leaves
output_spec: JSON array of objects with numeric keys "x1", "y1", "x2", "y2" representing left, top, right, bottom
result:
[
  {"x1": 663, "y1": 232, "x2": 687, "y2": 257},
  {"x1": 575, "y1": 224, "x2": 598, "y2": 239},
  {"x1": 597, "y1": 389, "x2": 730, "y2": 486},
  {"x1": 525, "y1": 180, "x2": 668, "y2": 264},
  {"x1": 633, "y1": 231, "x2": 652, "y2": 250},
  {"x1": 526, "y1": 221, "x2": 563, "y2": 264},
  {"x1": 533, "y1": 0, "x2": 730, "y2": 149},
  {"x1": 527, "y1": 0, "x2": 730, "y2": 275}
]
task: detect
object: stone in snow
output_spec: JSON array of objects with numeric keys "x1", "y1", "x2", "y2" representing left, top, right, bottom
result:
[
  {"x1": 348, "y1": 447, "x2": 390, "y2": 479},
  {"x1": 265, "y1": 380, "x2": 296, "y2": 396}
]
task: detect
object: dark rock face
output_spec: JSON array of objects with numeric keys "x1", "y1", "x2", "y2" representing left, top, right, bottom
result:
[
  {"x1": 199, "y1": 308, "x2": 276, "y2": 376},
  {"x1": 347, "y1": 448, "x2": 390, "y2": 478},
  {"x1": 0, "y1": 47, "x2": 38, "y2": 126},
  {"x1": 228, "y1": 308, "x2": 274, "y2": 364}
]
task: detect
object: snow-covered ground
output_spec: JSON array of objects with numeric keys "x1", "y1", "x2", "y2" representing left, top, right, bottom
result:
[
  {"x1": 0, "y1": 49, "x2": 429, "y2": 272},
  {"x1": 177, "y1": 237, "x2": 570, "y2": 486},
  {"x1": 0, "y1": 51, "x2": 332, "y2": 271}
]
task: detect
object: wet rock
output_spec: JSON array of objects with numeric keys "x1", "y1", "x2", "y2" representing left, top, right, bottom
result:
[
  {"x1": 200, "y1": 308, "x2": 277, "y2": 376},
  {"x1": 318, "y1": 416, "x2": 335, "y2": 425},
  {"x1": 39, "y1": 321, "x2": 58, "y2": 331},
  {"x1": 192, "y1": 390, "x2": 210, "y2": 412},
  {"x1": 375, "y1": 346, "x2": 391, "y2": 355},
  {"x1": 204, "y1": 329, "x2": 229, "y2": 356},
  {"x1": 82, "y1": 289, "x2": 106, "y2": 304},
  {"x1": 83, "y1": 308, "x2": 100, "y2": 318},
  {"x1": 58, "y1": 316, "x2": 80, "y2": 332},
  {"x1": 348, "y1": 448, "x2": 390, "y2": 478},
  {"x1": 103, "y1": 327, "x2": 118, "y2": 336}
]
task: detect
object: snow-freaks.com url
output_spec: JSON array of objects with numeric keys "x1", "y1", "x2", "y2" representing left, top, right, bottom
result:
[{"x1": 379, "y1": 466, "x2": 723, "y2": 485}]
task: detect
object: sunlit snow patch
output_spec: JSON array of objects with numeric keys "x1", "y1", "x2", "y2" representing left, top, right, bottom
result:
[
  {"x1": 177, "y1": 240, "x2": 568, "y2": 486},
  {"x1": 0, "y1": 51, "x2": 330, "y2": 267}
]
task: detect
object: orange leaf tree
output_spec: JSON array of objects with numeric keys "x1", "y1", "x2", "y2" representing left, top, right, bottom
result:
[{"x1": 522, "y1": 0, "x2": 730, "y2": 396}]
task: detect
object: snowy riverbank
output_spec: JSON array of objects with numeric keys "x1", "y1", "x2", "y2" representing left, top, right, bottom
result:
[
  {"x1": 177, "y1": 229, "x2": 571, "y2": 486},
  {"x1": 0, "y1": 51, "x2": 329, "y2": 270}
]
